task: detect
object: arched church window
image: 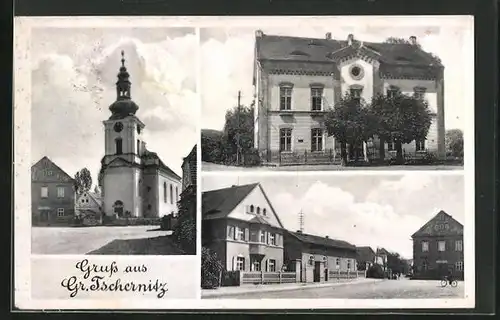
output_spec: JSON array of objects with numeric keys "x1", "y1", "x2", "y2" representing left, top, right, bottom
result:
[
  {"x1": 250, "y1": 205, "x2": 254, "y2": 213},
  {"x1": 163, "y1": 182, "x2": 167, "y2": 203},
  {"x1": 115, "y1": 138, "x2": 123, "y2": 155},
  {"x1": 113, "y1": 200, "x2": 124, "y2": 217},
  {"x1": 170, "y1": 185, "x2": 174, "y2": 204}
]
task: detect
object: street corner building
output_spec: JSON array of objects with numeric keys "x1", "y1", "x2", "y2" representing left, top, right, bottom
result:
[
  {"x1": 97, "y1": 51, "x2": 182, "y2": 219},
  {"x1": 252, "y1": 31, "x2": 445, "y2": 165},
  {"x1": 411, "y1": 210, "x2": 464, "y2": 280},
  {"x1": 202, "y1": 183, "x2": 286, "y2": 273},
  {"x1": 283, "y1": 230, "x2": 359, "y2": 283},
  {"x1": 31, "y1": 156, "x2": 76, "y2": 226}
]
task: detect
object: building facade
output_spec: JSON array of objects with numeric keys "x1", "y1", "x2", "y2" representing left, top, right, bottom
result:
[
  {"x1": 283, "y1": 231, "x2": 358, "y2": 283},
  {"x1": 253, "y1": 31, "x2": 445, "y2": 164},
  {"x1": 356, "y1": 246, "x2": 376, "y2": 270},
  {"x1": 181, "y1": 145, "x2": 197, "y2": 194},
  {"x1": 202, "y1": 183, "x2": 285, "y2": 272},
  {"x1": 412, "y1": 210, "x2": 464, "y2": 280},
  {"x1": 75, "y1": 191, "x2": 103, "y2": 225},
  {"x1": 31, "y1": 156, "x2": 76, "y2": 226},
  {"x1": 98, "y1": 51, "x2": 181, "y2": 218}
]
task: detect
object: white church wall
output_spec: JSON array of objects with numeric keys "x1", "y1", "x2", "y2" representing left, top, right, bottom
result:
[
  {"x1": 102, "y1": 166, "x2": 138, "y2": 217},
  {"x1": 157, "y1": 172, "x2": 182, "y2": 218}
]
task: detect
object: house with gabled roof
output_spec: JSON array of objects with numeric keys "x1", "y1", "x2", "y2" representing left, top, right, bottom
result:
[
  {"x1": 356, "y1": 246, "x2": 376, "y2": 270},
  {"x1": 202, "y1": 183, "x2": 285, "y2": 273},
  {"x1": 31, "y1": 156, "x2": 76, "y2": 226},
  {"x1": 253, "y1": 31, "x2": 445, "y2": 164},
  {"x1": 411, "y1": 210, "x2": 464, "y2": 280},
  {"x1": 283, "y1": 230, "x2": 358, "y2": 283}
]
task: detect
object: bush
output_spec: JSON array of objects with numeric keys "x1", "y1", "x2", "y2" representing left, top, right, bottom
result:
[
  {"x1": 243, "y1": 148, "x2": 261, "y2": 167},
  {"x1": 172, "y1": 187, "x2": 196, "y2": 254},
  {"x1": 201, "y1": 129, "x2": 224, "y2": 163},
  {"x1": 201, "y1": 247, "x2": 223, "y2": 289},
  {"x1": 366, "y1": 264, "x2": 385, "y2": 279}
]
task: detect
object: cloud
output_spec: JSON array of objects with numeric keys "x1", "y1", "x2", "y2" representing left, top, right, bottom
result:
[
  {"x1": 272, "y1": 176, "x2": 443, "y2": 259},
  {"x1": 31, "y1": 29, "x2": 197, "y2": 183}
]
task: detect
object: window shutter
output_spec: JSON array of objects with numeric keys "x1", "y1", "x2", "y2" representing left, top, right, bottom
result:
[
  {"x1": 265, "y1": 259, "x2": 269, "y2": 272},
  {"x1": 232, "y1": 257, "x2": 235, "y2": 271},
  {"x1": 266, "y1": 232, "x2": 270, "y2": 244},
  {"x1": 244, "y1": 228, "x2": 249, "y2": 242},
  {"x1": 227, "y1": 226, "x2": 233, "y2": 239}
]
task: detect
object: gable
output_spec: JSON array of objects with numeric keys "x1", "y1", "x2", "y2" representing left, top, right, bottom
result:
[
  {"x1": 31, "y1": 157, "x2": 74, "y2": 183},
  {"x1": 412, "y1": 210, "x2": 463, "y2": 238},
  {"x1": 76, "y1": 192, "x2": 101, "y2": 210},
  {"x1": 202, "y1": 183, "x2": 258, "y2": 220},
  {"x1": 229, "y1": 185, "x2": 284, "y2": 229}
]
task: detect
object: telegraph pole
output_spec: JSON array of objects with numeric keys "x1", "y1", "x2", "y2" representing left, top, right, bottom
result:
[
  {"x1": 236, "y1": 90, "x2": 241, "y2": 165},
  {"x1": 298, "y1": 209, "x2": 304, "y2": 233}
]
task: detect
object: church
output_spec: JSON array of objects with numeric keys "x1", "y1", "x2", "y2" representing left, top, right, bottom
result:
[{"x1": 98, "y1": 51, "x2": 182, "y2": 219}]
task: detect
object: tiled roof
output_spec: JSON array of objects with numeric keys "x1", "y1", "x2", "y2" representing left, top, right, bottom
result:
[
  {"x1": 31, "y1": 156, "x2": 75, "y2": 183},
  {"x1": 356, "y1": 246, "x2": 375, "y2": 261},
  {"x1": 288, "y1": 231, "x2": 356, "y2": 251},
  {"x1": 411, "y1": 210, "x2": 464, "y2": 238},
  {"x1": 255, "y1": 33, "x2": 443, "y2": 78},
  {"x1": 141, "y1": 149, "x2": 181, "y2": 180},
  {"x1": 202, "y1": 183, "x2": 259, "y2": 220}
]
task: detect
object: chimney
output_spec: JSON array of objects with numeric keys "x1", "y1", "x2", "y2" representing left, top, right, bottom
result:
[
  {"x1": 255, "y1": 30, "x2": 264, "y2": 38},
  {"x1": 347, "y1": 34, "x2": 354, "y2": 46},
  {"x1": 409, "y1": 36, "x2": 417, "y2": 45},
  {"x1": 325, "y1": 32, "x2": 332, "y2": 40}
]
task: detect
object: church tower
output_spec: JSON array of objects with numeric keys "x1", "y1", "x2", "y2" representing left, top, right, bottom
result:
[{"x1": 101, "y1": 51, "x2": 146, "y2": 218}]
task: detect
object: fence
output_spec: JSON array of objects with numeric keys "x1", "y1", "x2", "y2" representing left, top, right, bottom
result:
[
  {"x1": 221, "y1": 271, "x2": 297, "y2": 286},
  {"x1": 328, "y1": 270, "x2": 365, "y2": 280},
  {"x1": 262, "y1": 149, "x2": 342, "y2": 166}
]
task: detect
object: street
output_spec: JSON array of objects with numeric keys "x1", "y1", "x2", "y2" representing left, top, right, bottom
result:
[
  {"x1": 204, "y1": 279, "x2": 464, "y2": 299},
  {"x1": 31, "y1": 226, "x2": 180, "y2": 255},
  {"x1": 201, "y1": 162, "x2": 463, "y2": 172}
]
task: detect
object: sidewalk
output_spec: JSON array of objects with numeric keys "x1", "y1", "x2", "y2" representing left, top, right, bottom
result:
[{"x1": 201, "y1": 277, "x2": 383, "y2": 298}]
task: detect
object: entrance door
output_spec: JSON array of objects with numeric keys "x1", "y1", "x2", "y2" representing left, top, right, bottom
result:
[{"x1": 313, "y1": 261, "x2": 321, "y2": 282}]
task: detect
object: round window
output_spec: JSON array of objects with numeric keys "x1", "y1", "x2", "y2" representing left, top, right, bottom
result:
[{"x1": 349, "y1": 64, "x2": 364, "y2": 80}]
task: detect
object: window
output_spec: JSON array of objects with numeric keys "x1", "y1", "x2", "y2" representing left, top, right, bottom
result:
[
  {"x1": 147, "y1": 204, "x2": 152, "y2": 210},
  {"x1": 280, "y1": 86, "x2": 292, "y2": 110},
  {"x1": 262, "y1": 208, "x2": 267, "y2": 216},
  {"x1": 336, "y1": 258, "x2": 340, "y2": 268},
  {"x1": 260, "y1": 231, "x2": 266, "y2": 243},
  {"x1": 387, "y1": 138, "x2": 395, "y2": 151},
  {"x1": 387, "y1": 86, "x2": 399, "y2": 98},
  {"x1": 114, "y1": 200, "x2": 124, "y2": 217},
  {"x1": 57, "y1": 208, "x2": 64, "y2": 217},
  {"x1": 137, "y1": 140, "x2": 140, "y2": 155},
  {"x1": 414, "y1": 87, "x2": 427, "y2": 100},
  {"x1": 115, "y1": 138, "x2": 123, "y2": 155},
  {"x1": 236, "y1": 227, "x2": 245, "y2": 241},
  {"x1": 250, "y1": 205, "x2": 254, "y2": 213},
  {"x1": 269, "y1": 233, "x2": 276, "y2": 246},
  {"x1": 309, "y1": 256, "x2": 315, "y2": 266},
  {"x1": 455, "y1": 240, "x2": 463, "y2": 251},
  {"x1": 170, "y1": 185, "x2": 174, "y2": 204},
  {"x1": 422, "y1": 261, "x2": 428, "y2": 270},
  {"x1": 350, "y1": 87, "x2": 362, "y2": 103},
  {"x1": 236, "y1": 257, "x2": 245, "y2": 271},
  {"x1": 311, "y1": 87, "x2": 323, "y2": 111},
  {"x1": 227, "y1": 226, "x2": 235, "y2": 239},
  {"x1": 268, "y1": 259, "x2": 276, "y2": 272},
  {"x1": 57, "y1": 187, "x2": 65, "y2": 198},
  {"x1": 311, "y1": 128, "x2": 323, "y2": 152},
  {"x1": 347, "y1": 260, "x2": 351, "y2": 270},
  {"x1": 41, "y1": 187, "x2": 48, "y2": 198},
  {"x1": 455, "y1": 261, "x2": 464, "y2": 271},
  {"x1": 279, "y1": 128, "x2": 292, "y2": 152},
  {"x1": 163, "y1": 182, "x2": 167, "y2": 203},
  {"x1": 415, "y1": 139, "x2": 425, "y2": 151},
  {"x1": 256, "y1": 207, "x2": 261, "y2": 214},
  {"x1": 252, "y1": 259, "x2": 261, "y2": 272},
  {"x1": 438, "y1": 241, "x2": 446, "y2": 252},
  {"x1": 422, "y1": 241, "x2": 429, "y2": 252}
]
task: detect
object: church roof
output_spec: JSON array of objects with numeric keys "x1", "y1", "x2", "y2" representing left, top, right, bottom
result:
[
  {"x1": 141, "y1": 149, "x2": 181, "y2": 180},
  {"x1": 287, "y1": 230, "x2": 357, "y2": 251},
  {"x1": 254, "y1": 33, "x2": 443, "y2": 79}
]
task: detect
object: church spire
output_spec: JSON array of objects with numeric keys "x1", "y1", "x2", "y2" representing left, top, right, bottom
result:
[{"x1": 116, "y1": 50, "x2": 131, "y2": 100}]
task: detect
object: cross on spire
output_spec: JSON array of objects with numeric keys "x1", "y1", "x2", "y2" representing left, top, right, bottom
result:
[{"x1": 121, "y1": 50, "x2": 125, "y2": 67}]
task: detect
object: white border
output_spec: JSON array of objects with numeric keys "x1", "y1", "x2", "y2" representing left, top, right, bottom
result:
[{"x1": 14, "y1": 15, "x2": 475, "y2": 310}]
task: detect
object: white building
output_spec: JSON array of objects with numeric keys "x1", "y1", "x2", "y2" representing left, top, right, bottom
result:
[{"x1": 98, "y1": 51, "x2": 181, "y2": 218}]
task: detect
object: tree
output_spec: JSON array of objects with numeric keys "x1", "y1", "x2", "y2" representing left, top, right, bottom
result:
[
  {"x1": 325, "y1": 93, "x2": 376, "y2": 165},
  {"x1": 386, "y1": 252, "x2": 407, "y2": 275},
  {"x1": 74, "y1": 168, "x2": 92, "y2": 195},
  {"x1": 93, "y1": 185, "x2": 101, "y2": 196},
  {"x1": 445, "y1": 129, "x2": 464, "y2": 158},
  {"x1": 370, "y1": 92, "x2": 432, "y2": 163},
  {"x1": 201, "y1": 247, "x2": 224, "y2": 289},
  {"x1": 201, "y1": 129, "x2": 224, "y2": 163},
  {"x1": 221, "y1": 104, "x2": 255, "y2": 165}
]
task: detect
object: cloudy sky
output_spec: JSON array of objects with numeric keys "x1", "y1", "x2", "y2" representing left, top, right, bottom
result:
[
  {"x1": 200, "y1": 16, "x2": 473, "y2": 132},
  {"x1": 202, "y1": 173, "x2": 465, "y2": 259},
  {"x1": 31, "y1": 27, "x2": 198, "y2": 183}
]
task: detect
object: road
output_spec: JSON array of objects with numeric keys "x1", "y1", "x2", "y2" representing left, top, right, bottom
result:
[
  {"x1": 31, "y1": 226, "x2": 177, "y2": 255},
  {"x1": 201, "y1": 162, "x2": 463, "y2": 172},
  {"x1": 205, "y1": 279, "x2": 464, "y2": 299}
]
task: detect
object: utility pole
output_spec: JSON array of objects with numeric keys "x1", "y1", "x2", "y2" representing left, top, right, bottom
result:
[
  {"x1": 298, "y1": 209, "x2": 304, "y2": 233},
  {"x1": 236, "y1": 90, "x2": 241, "y2": 166}
]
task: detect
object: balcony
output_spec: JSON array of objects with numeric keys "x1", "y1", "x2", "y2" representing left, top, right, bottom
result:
[{"x1": 249, "y1": 242, "x2": 267, "y2": 255}]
